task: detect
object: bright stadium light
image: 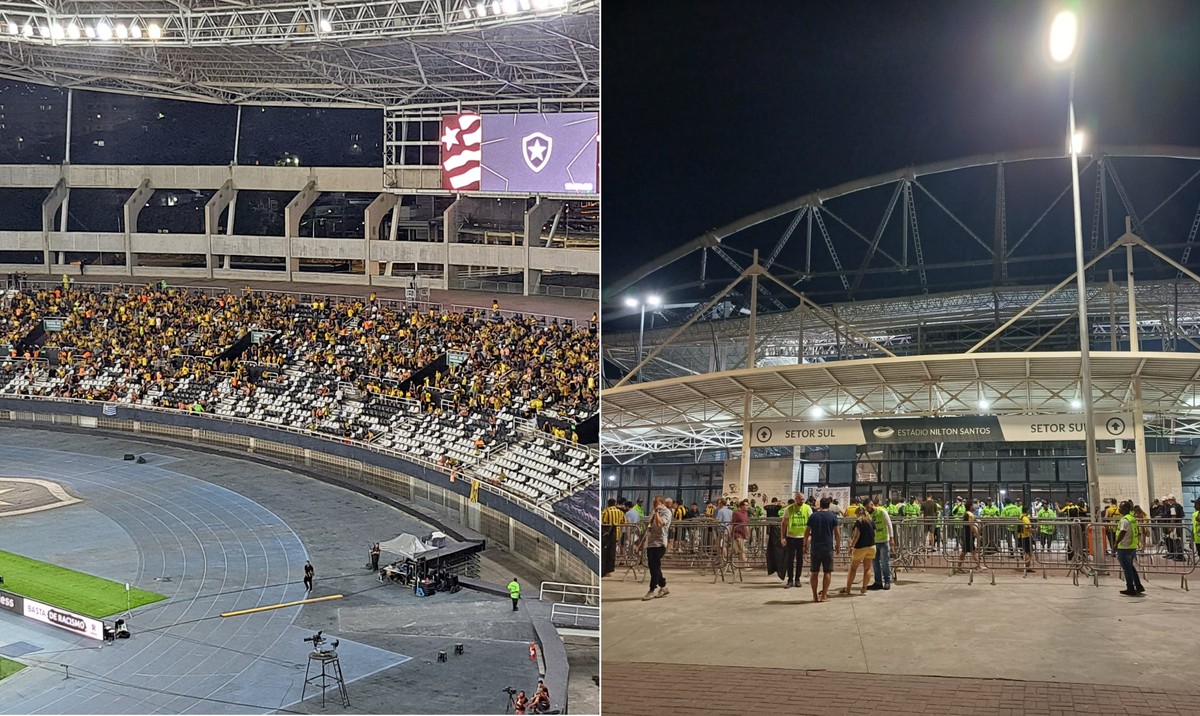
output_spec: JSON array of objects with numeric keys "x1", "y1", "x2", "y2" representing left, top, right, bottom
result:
[
  {"x1": 6, "y1": 21, "x2": 16, "y2": 35},
  {"x1": 319, "y1": 17, "x2": 332, "y2": 33},
  {"x1": 115, "y1": 23, "x2": 128, "y2": 39},
  {"x1": 646, "y1": 295, "x2": 661, "y2": 308},
  {"x1": 67, "y1": 23, "x2": 80, "y2": 39},
  {"x1": 810, "y1": 406, "x2": 826, "y2": 419},
  {"x1": 476, "y1": 2, "x2": 486, "y2": 19},
  {"x1": 1048, "y1": 10, "x2": 1078, "y2": 64},
  {"x1": 129, "y1": 23, "x2": 141, "y2": 39},
  {"x1": 1071, "y1": 130, "x2": 1085, "y2": 155},
  {"x1": 977, "y1": 399, "x2": 990, "y2": 411},
  {"x1": 624, "y1": 297, "x2": 638, "y2": 308},
  {"x1": 502, "y1": 0, "x2": 519, "y2": 14},
  {"x1": 51, "y1": 23, "x2": 65, "y2": 40},
  {"x1": 97, "y1": 20, "x2": 112, "y2": 40},
  {"x1": 1071, "y1": 399, "x2": 1083, "y2": 409},
  {"x1": 147, "y1": 22, "x2": 161, "y2": 40},
  {"x1": 462, "y1": 7, "x2": 472, "y2": 19},
  {"x1": 38, "y1": 23, "x2": 49, "y2": 38}
]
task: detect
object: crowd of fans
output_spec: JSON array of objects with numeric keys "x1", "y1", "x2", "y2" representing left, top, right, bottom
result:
[{"x1": 0, "y1": 283, "x2": 599, "y2": 508}]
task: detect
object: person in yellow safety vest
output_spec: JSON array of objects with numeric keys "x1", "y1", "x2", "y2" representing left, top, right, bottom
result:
[
  {"x1": 778, "y1": 492, "x2": 812, "y2": 589},
  {"x1": 901, "y1": 497, "x2": 921, "y2": 553},
  {"x1": 1114, "y1": 501, "x2": 1144, "y2": 597},
  {"x1": 1000, "y1": 498, "x2": 1021, "y2": 555},
  {"x1": 507, "y1": 577, "x2": 521, "y2": 611},
  {"x1": 1191, "y1": 498, "x2": 1200, "y2": 562},
  {"x1": 886, "y1": 500, "x2": 900, "y2": 517},
  {"x1": 1036, "y1": 503, "x2": 1057, "y2": 550}
]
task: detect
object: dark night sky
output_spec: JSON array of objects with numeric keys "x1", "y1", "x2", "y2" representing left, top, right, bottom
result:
[{"x1": 602, "y1": 0, "x2": 1200, "y2": 292}]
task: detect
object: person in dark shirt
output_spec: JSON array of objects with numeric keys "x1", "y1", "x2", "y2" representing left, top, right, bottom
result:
[
  {"x1": 806, "y1": 497, "x2": 841, "y2": 603},
  {"x1": 303, "y1": 560, "x2": 315, "y2": 592}
]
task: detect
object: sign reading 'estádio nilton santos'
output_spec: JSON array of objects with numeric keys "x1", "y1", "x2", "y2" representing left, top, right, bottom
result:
[{"x1": 751, "y1": 413, "x2": 1133, "y2": 447}]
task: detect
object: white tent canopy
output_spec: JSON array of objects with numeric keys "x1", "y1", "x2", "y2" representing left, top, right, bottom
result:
[{"x1": 379, "y1": 533, "x2": 430, "y2": 561}]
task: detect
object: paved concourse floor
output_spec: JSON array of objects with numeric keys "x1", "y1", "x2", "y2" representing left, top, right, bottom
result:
[{"x1": 602, "y1": 567, "x2": 1200, "y2": 715}]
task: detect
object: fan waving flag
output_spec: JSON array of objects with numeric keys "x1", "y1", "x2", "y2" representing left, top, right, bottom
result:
[{"x1": 441, "y1": 113, "x2": 482, "y2": 191}]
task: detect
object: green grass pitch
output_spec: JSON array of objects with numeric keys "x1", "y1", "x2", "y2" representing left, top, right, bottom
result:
[{"x1": 0, "y1": 549, "x2": 166, "y2": 618}]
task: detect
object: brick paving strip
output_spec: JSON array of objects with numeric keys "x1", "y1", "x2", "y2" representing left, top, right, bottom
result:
[{"x1": 602, "y1": 662, "x2": 1200, "y2": 716}]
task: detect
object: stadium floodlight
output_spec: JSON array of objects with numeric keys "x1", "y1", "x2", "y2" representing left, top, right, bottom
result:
[
  {"x1": 1071, "y1": 399, "x2": 1082, "y2": 410},
  {"x1": 645, "y1": 295, "x2": 661, "y2": 308},
  {"x1": 38, "y1": 23, "x2": 49, "y2": 38},
  {"x1": 624, "y1": 297, "x2": 638, "y2": 308},
  {"x1": 52, "y1": 23, "x2": 65, "y2": 40},
  {"x1": 129, "y1": 23, "x2": 141, "y2": 39},
  {"x1": 1048, "y1": 10, "x2": 1077, "y2": 64},
  {"x1": 809, "y1": 406, "x2": 826, "y2": 419},
  {"x1": 147, "y1": 22, "x2": 161, "y2": 40},
  {"x1": 6, "y1": 21, "x2": 16, "y2": 35},
  {"x1": 319, "y1": 17, "x2": 332, "y2": 33},
  {"x1": 502, "y1": 0, "x2": 519, "y2": 14},
  {"x1": 462, "y1": 7, "x2": 472, "y2": 19},
  {"x1": 116, "y1": 23, "x2": 128, "y2": 39},
  {"x1": 67, "y1": 23, "x2": 80, "y2": 39},
  {"x1": 492, "y1": 1, "x2": 502, "y2": 16},
  {"x1": 1071, "y1": 131, "x2": 1085, "y2": 155},
  {"x1": 476, "y1": 2, "x2": 486, "y2": 20},
  {"x1": 977, "y1": 399, "x2": 990, "y2": 411},
  {"x1": 84, "y1": 25, "x2": 96, "y2": 38},
  {"x1": 97, "y1": 20, "x2": 112, "y2": 40}
]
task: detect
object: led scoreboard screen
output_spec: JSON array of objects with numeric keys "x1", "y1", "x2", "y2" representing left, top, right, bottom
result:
[{"x1": 441, "y1": 112, "x2": 598, "y2": 194}]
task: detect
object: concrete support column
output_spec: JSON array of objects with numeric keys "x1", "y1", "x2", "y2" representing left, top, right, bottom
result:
[
  {"x1": 363, "y1": 192, "x2": 399, "y2": 281},
  {"x1": 523, "y1": 199, "x2": 562, "y2": 296},
  {"x1": 1132, "y1": 377, "x2": 1150, "y2": 508},
  {"x1": 41, "y1": 179, "x2": 68, "y2": 273},
  {"x1": 123, "y1": 179, "x2": 154, "y2": 275},
  {"x1": 284, "y1": 180, "x2": 320, "y2": 279},
  {"x1": 204, "y1": 180, "x2": 236, "y2": 278},
  {"x1": 739, "y1": 390, "x2": 753, "y2": 497},
  {"x1": 442, "y1": 197, "x2": 462, "y2": 289}
]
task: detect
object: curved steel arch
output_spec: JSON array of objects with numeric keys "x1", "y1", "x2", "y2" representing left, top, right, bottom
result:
[{"x1": 604, "y1": 145, "x2": 1200, "y2": 301}]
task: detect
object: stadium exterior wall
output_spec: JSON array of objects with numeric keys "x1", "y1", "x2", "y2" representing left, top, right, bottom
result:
[{"x1": 0, "y1": 397, "x2": 598, "y2": 586}]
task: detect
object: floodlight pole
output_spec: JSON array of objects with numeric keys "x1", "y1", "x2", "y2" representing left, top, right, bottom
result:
[{"x1": 1066, "y1": 67, "x2": 1101, "y2": 524}]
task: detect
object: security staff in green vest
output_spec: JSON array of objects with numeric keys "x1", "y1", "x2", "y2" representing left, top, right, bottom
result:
[
  {"x1": 886, "y1": 500, "x2": 900, "y2": 517},
  {"x1": 1114, "y1": 501, "x2": 1144, "y2": 596},
  {"x1": 899, "y1": 497, "x2": 921, "y2": 553},
  {"x1": 779, "y1": 492, "x2": 812, "y2": 589},
  {"x1": 507, "y1": 577, "x2": 521, "y2": 611},
  {"x1": 867, "y1": 499, "x2": 895, "y2": 590},
  {"x1": 1193, "y1": 498, "x2": 1200, "y2": 560},
  {"x1": 980, "y1": 498, "x2": 1001, "y2": 554},
  {"x1": 1037, "y1": 503, "x2": 1057, "y2": 550},
  {"x1": 1000, "y1": 498, "x2": 1021, "y2": 554}
]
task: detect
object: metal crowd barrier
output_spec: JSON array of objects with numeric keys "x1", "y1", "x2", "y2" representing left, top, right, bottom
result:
[{"x1": 611, "y1": 515, "x2": 1197, "y2": 589}]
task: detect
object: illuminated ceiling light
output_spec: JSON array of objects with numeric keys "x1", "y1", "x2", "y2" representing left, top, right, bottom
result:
[
  {"x1": 1070, "y1": 399, "x2": 1083, "y2": 409},
  {"x1": 810, "y1": 406, "x2": 826, "y2": 419},
  {"x1": 38, "y1": 23, "x2": 50, "y2": 38},
  {"x1": 977, "y1": 399, "x2": 990, "y2": 411},
  {"x1": 476, "y1": 2, "x2": 486, "y2": 19},
  {"x1": 115, "y1": 23, "x2": 128, "y2": 39},
  {"x1": 646, "y1": 295, "x2": 661, "y2": 307},
  {"x1": 1071, "y1": 131, "x2": 1086, "y2": 156},
  {"x1": 84, "y1": 25, "x2": 96, "y2": 38},
  {"x1": 318, "y1": 17, "x2": 332, "y2": 33},
  {"x1": 21, "y1": 22, "x2": 33, "y2": 38},
  {"x1": 96, "y1": 20, "x2": 112, "y2": 40},
  {"x1": 624, "y1": 297, "x2": 638, "y2": 308},
  {"x1": 51, "y1": 23, "x2": 65, "y2": 39},
  {"x1": 6, "y1": 21, "x2": 16, "y2": 35},
  {"x1": 66, "y1": 23, "x2": 80, "y2": 39},
  {"x1": 129, "y1": 23, "x2": 141, "y2": 39},
  {"x1": 492, "y1": 1, "x2": 502, "y2": 16},
  {"x1": 502, "y1": 0, "x2": 519, "y2": 13},
  {"x1": 462, "y1": 7, "x2": 472, "y2": 19},
  {"x1": 147, "y1": 22, "x2": 161, "y2": 40}
]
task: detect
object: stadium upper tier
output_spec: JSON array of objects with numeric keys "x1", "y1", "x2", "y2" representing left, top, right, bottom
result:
[
  {"x1": 0, "y1": 282, "x2": 599, "y2": 531},
  {"x1": 0, "y1": 0, "x2": 599, "y2": 106}
]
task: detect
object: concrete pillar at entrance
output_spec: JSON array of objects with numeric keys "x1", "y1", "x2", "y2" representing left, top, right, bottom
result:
[
  {"x1": 204, "y1": 180, "x2": 236, "y2": 277},
  {"x1": 1132, "y1": 377, "x2": 1150, "y2": 508},
  {"x1": 363, "y1": 192, "x2": 399, "y2": 280},
  {"x1": 284, "y1": 180, "x2": 320, "y2": 278},
  {"x1": 739, "y1": 391, "x2": 753, "y2": 497},
  {"x1": 41, "y1": 179, "x2": 68, "y2": 273},
  {"x1": 523, "y1": 199, "x2": 561, "y2": 296},
  {"x1": 122, "y1": 179, "x2": 155, "y2": 275}
]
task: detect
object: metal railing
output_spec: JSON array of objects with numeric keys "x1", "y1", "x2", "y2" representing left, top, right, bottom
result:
[
  {"x1": 549, "y1": 602, "x2": 599, "y2": 630},
  {"x1": 611, "y1": 516, "x2": 1197, "y2": 589},
  {"x1": 539, "y1": 580, "x2": 599, "y2": 605}
]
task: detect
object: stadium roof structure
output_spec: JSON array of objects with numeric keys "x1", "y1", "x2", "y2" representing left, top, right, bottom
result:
[
  {"x1": 601, "y1": 147, "x2": 1200, "y2": 460},
  {"x1": 0, "y1": 0, "x2": 598, "y2": 106}
]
